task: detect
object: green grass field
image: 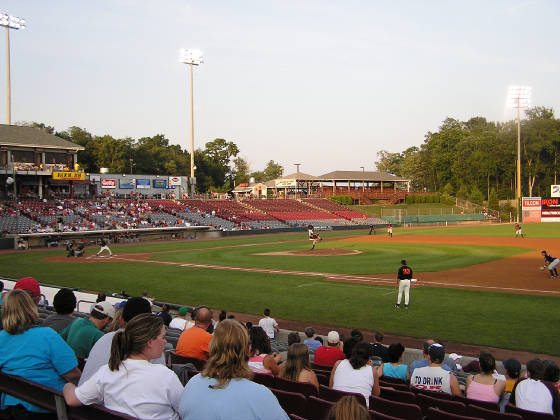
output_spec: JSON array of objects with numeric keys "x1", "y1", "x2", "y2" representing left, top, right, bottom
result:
[{"x1": 1, "y1": 223, "x2": 559, "y2": 355}]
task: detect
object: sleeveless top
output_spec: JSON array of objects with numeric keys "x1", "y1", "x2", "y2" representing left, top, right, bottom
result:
[
  {"x1": 248, "y1": 354, "x2": 271, "y2": 374},
  {"x1": 383, "y1": 363, "x2": 408, "y2": 381},
  {"x1": 332, "y1": 359, "x2": 374, "y2": 407},
  {"x1": 411, "y1": 366, "x2": 452, "y2": 394},
  {"x1": 466, "y1": 376, "x2": 499, "y2": 403}
]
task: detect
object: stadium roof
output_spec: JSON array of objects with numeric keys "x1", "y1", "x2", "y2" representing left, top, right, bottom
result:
[
  {"x1": 318, "y1": 170, "x2": 409, "y2": 182},
  {"x1": 0, "y1": 124, "x2": 84, "y2": 151},
  {"x1": 278, "y1": 172, "x2": 320, "y2": 181}
]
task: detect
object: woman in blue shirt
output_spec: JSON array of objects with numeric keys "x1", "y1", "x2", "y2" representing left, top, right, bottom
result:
[
  {"x1": 0, "y1": 289, "x2": 81, "y2": 418},
  {"x1": 382, "y1": 343, "x2": 408, "y2": 382}
]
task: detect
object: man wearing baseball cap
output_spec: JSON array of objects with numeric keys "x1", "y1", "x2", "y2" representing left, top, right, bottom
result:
[
  {"x1": 410, "y1": 343, "x2": 462, "y2": 396},
  {"x1": 79, "y1": 296, "x2": 163, "y2": 385},
  {"x1": 60, "y1": 301, "x2": 115, "y2": 358},
  {"x1": 13, "y1": 277, "x2": 41, "y2": 305},
  {"x1": 313, "y1": 331, "x2": 345, "y2": 367}
]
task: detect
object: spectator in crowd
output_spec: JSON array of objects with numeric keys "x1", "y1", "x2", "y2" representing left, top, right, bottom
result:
[
  {"x1": 343, "y1": 336, "x2": 360, "y2": 360},
  {"x1": 176, "y1": 306, "x2": 213, "y2": 360},
  {"x1": 169, "y1": 306, "x2": 191, "y2": 330},
  {"x1": 370, "y1": 331, "x2": 389, "y2": 363},
  {"x1": 350, "y1": 329, "x2": 364, "y2": 342},
  {"x1": 465, "y1": 351, "x2": 505, "y2": 403},
  {"x1": 64, "y1": 313, "x2": 182, "y2": 419},
  {"x1": 499, "y1": 358, "x2": 522, "y2": 412},
  {"x1": 511, "y1": 358, "x2": 560, "y2": 417},
  {"x1": 178, "y1": 319, "x2": 289, "y2": 420},
  {"x1": 315, "y1": 336, "x2": 324, "y2": 345},
  {"x1": 0, "y1": 280, "x2": 4, "y2": 305},
  {"x1": 279, "y1": 343, "x2": 319, "y2": 390},
  {"x1": 60, "y1": 301, "x2": 115, "y2": 358},
  {"x1": 79, "y1": 296, "x2": 161, "y2": 385},
  {"x1": 287, "y1": 331, "x2": 301, "y2": 346},
  {"x1": 245, "y1": 321, "x2": 253, "y2": 330},
  {"x1": 13, "y1": 277, "x2": 41, "y2": 305},
  {"x1": 303, "y1": 327, "x2": 322, "y2": 353},
  {"x1": 327, "y1": 395, "x2": 370, "y2": 420},
  {"x1": 544, "y1": 360, "x2": 560, "y2": 392},
  {"x1": 330, "y1": 341, "x2": 380, "y2": 407},
  {"x1": 42, "y1": 288, "x2": 77, "y2": 333},
  {"x1": 410, "y1": 343, "x2": 462, "y2": 396},
  {"x1": 0, "y1": 290, "x2": 80, "y2": 417},
  {"x1": 258, "y1": 308, "x2": 279, "y2": 340},
  {"x1": 315, "y1": 330, "x2": 345, "y2": 367},
  {"x1": 156, "y1": 303, "x2": 172, "y2": 326},
  {"x1": 409, "y1": 339, "x2": 452, "y2": 378},
  {"x1": 382, "y1": 343, "x2": 408, "y2": 381},
  {"x1": 248, "y1": 326, "x2": 281, "y2": 375},
  {"x1": 96, "y1": 292, "x2": 106, "y2": 303},
  {"x1": 218, "y1": 310, "x2": 227, "y2": 324}
]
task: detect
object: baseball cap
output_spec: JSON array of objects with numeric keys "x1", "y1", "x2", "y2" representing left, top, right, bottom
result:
[
  {"x1": 327, "y1": 331, "x2": 340, "y2": 344},
  {"x1": 91, "y1": 301, "x2": 116, "y2": 319},
  {"x1": 178, "y1": 306, "x2": 188, "y2": 316},
  {"x1": 449, "y1": 353, "x2": 462, "y2": 361},
  {"x1": 428, "y1": 343, "x2": 446, "y2": 361},
  {"x1": 502, "y1": 358, "x2": 521, "y2": 378},
  {"x1": 122, "y1": 297, "x2": 152, "y2": 322},
  {"x1": 14, "y1": 277, "x2": 40, "y2": 302}
]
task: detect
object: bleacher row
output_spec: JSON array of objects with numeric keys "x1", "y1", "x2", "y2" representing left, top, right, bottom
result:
[{"x1": 0, "y1": 198, "x2": 387, "y2": 234}]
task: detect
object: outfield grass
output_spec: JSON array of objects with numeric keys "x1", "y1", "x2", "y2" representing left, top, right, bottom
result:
[
  {"x1": 395, "y1": 223, "x2": 560, "y2": 238},
  {"x1": 1, "y1": 224, "x2": 559, "y2": 355}
]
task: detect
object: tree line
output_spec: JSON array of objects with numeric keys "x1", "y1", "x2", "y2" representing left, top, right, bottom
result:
[
  {"x1": 21, "y1": 123, "x2": 283, "y2": 193},
  {"x1": 375, "y1": 107, "x2": 560, "y2": 201}
]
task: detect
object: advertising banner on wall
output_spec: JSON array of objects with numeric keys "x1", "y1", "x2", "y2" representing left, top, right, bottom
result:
[
  {"x1": 101, "y1": 179, "x2": 116, "y2": 189},
  {"x1": 541, "y1": 197, "x2": 560, "y2": 222},
  {"x1": 52, "y1": 171, "x2": 86, "y2": 181},
  {"x1": 275, "y1": 179, "x2": 296, "y2": 188},
  {"x1": 136, "y1": 179, "x2": 150, "y2": 189},
  {"x1": 119, "y1": 179, "x2": 135, "y2": 189},
  {"x1": 552, "y1": 185, "x2": 560, "y2": 197},
  {"x1": 153, "y1": 179, "x2": 167, "y2": 189},
  {"x1": 168, "y1": 176, "x2": 182, "y2": 186},
  {"x1": 522, "y1": 197, "x2": 542, "y2": 223}
]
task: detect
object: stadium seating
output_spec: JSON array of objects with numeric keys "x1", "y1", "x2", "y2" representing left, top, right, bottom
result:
[
  {"x1": 370, "y1": 395, "x2": 423, "y2": 420},
  {"x1": 467, "y1": 404, "x2": 522, "y2": 420},
  {"x1": 505, "y1": 404, "x2": 557, "y2": 420},
  {"x1": 318, "y1": 384, "x2": 367, "y2": 406},
  {"x1": 426, "y1": 407, "x2": 481, "y2": 420},
  {"x1": 416, "y1": 393, "x2": 466, "y2": 417},
  {"x1": 270, "y1": 388, "x2": 308, "y2": 418}
]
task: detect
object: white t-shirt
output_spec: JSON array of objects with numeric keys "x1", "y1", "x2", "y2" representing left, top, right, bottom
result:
[
  {"x1": 75, "y1": 359, "x2": 183, "y2": 420},
  {"x1": 258, "y1": 317, "x2": 278, "y2": 339},
  {"x1": 332, "y1": 359, "x2": 374, "y2": 407},
  {"x1": 411, "y1": 365, "x2": 452, "y2": 394},
  {"x1": 515, "y1": 379, "x2": 554, "y2": 415},
  {"x1": 169, "y1": 317, "x2": 187, "y2": 330}
]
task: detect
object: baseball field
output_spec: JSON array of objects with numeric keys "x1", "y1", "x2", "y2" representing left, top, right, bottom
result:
[{"x1": 1, "y1": 223, "x2": 559, "y2": 356}]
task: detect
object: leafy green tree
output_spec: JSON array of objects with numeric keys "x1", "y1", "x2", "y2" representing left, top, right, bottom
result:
[
  {"x1": 468, "y1": 186, "x2": 484, "y2": 205},
  {"x1": 443, "y1": 183, "x2": 454, "y2": 196},
  {"x1": 233, "y1": 157, "x2": 250, "y2": 185},
  {"x1": 262, "y1": 160, "x2": 283, "y2": 181},
  {"x1": 456, "y1": 185, "x2": 469, "y2": 200},
  {"x1": 488, "y1": 188, "x2": 499, "y2": 211}
]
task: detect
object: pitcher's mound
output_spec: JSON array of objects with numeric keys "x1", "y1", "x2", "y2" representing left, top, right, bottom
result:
[{"x1": 256, "y1": 248, "x2": 362, "y2": 256}]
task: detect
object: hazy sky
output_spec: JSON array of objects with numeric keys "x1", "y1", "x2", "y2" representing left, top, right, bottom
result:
[{"x1": 1, "y1": 1, "x2": 558, "y2": 175}]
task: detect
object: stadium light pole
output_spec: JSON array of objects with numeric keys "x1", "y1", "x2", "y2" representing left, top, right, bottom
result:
[
  {"x1": 507, "y1": 86, "x2": 532, "y2": 223},
  {"x1": 179, "y1": 48, "x2": 204, "y2": 197},
  {"x1": 0, "y1": 13, "x2": 26, "y2": 125}
]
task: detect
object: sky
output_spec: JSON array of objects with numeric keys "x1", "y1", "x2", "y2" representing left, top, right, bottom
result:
[{"x1": 1, "y1": 1, "x2": 558, "y2": 176}]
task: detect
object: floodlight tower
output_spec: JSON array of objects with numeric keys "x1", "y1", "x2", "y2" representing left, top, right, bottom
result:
[
  {"x1": 0, "y1": 13, "x2": 26, "y2": 125},
  {"x1": 179, "y1": 48, "x2": 204, "y2": 197},
  {"x1": 507, "y1": 86, "x2": 532, "y2": 222}
]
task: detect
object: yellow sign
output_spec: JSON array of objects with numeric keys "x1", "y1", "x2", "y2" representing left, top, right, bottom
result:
[{"x1": 52, "y1": 171, "x2": 85, "y2": 181}]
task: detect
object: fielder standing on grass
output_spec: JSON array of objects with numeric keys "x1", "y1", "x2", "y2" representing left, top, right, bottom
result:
[
  {"x1": 541, "y1": 250, "x2": 559, "y2": 279},
  {"x1": 395, "y1": 259, "x2": 412, "y2": 309}
]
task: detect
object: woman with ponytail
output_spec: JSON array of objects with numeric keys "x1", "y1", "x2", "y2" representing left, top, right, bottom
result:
[{"x1": 63, "y1": 313, "x2": 183, "y2": 419}]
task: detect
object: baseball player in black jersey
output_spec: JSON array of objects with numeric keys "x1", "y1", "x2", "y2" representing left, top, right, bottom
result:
[
  {"x1": 395, "y1": 259, "x2": 413, "y2": 308},
  {"x1": 541, "y1": 250, "x2": 559, "y2": 278}
]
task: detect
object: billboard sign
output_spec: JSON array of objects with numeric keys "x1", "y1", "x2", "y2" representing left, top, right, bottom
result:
[
  {"x1": 153, "y1": 179, "x2": 167, "y2": 189},
  {"x1": 169, "y1": 176, "x2": 182, "y2": 186},
  {"x1": 275, "y1": 179, "x2": 296, "y2": 188},
  {"x1": 541, "y1": 197, "x2": 560, "y2": 223},
  {"x1": 52, "y1": 171, "x2": 86, "y2": 181},
  {"x1": 522, "y1": 197, "x2": 541, "y2": 223},
  {"x1": 100, "y1": 179, "x2": 116, "y2": 189},
  {"x1": 552, "y1": 185, "x2": 560, "y2": 198},
  {"x1": 136, "y1": 179, "x2": 150, "y2": 189},
  {"x1": 119, "y1": 179, "x2": 135, "y2": 189}
]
